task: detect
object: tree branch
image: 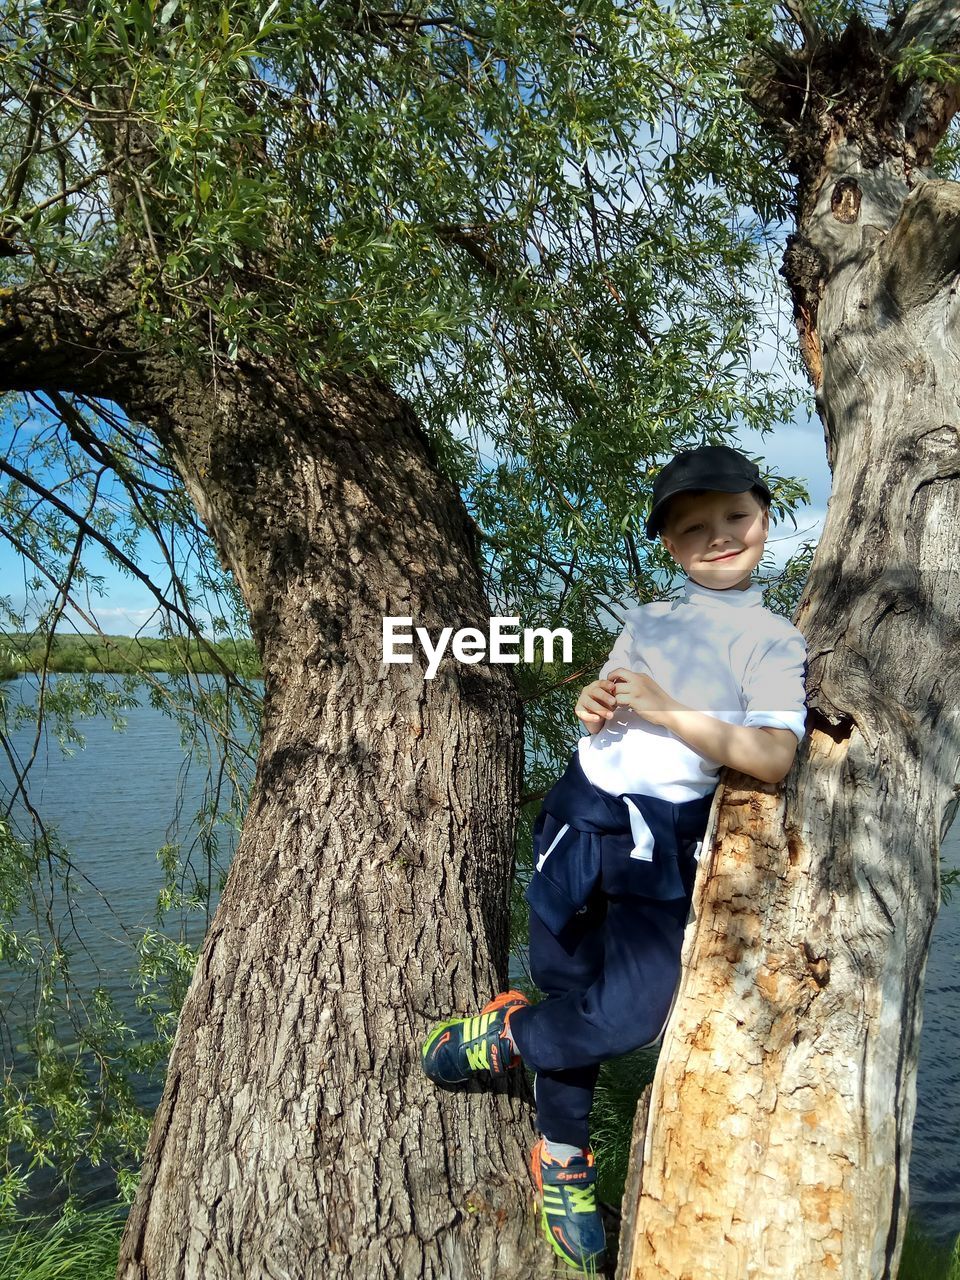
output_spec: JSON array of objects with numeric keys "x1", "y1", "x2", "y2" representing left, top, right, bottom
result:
[
  {"x1": 434, "y1": 222, "x2": 507, "y2": 280},
  {"x1": 885, "y1": 1, "x2": 960, "y2": 163},
  {"x1": 0, "y1": 270, "x2": 145, "y2": 396},
  {"x1": 886, "y1": 0, "x2": 960, "y2": 60},
  {"x1": 42, "y1": 392, "x2": 179, "y2": 501},
  {"x1": 779, "y1": 0, "x2": 821, "y2": 52},
  {"x1": 2, "y1": 81, "x2": 44, "y2": 215},
  {"x1": 0, "y1": 453, "x2": 241, "y2": 687}
]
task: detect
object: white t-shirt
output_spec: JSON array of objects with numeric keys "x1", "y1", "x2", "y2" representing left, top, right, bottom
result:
[{"x1": 577, "y1": 576, "x2": 808, "y2": 804}]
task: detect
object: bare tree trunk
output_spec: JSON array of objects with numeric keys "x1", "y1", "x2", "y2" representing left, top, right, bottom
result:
[
  {"x1": 0, "y1": 285, "x2": 549, "y2": 1277},
  {"x1": 619, "y1": 8, "x2": 960, "y2": 1278}
]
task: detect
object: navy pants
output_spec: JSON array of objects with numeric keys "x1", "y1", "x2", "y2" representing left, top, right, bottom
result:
[{"x1": 507, "y1": 882, "x2": 693, "y2": 1149}]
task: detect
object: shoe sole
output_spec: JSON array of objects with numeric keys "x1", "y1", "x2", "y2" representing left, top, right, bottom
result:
[
  {"x1": 481, "y1": 988, "x2": 528, "y2": 1016},
  {"x1": 538, "y1": 1208, "x2": 604, "y2": 1275}
]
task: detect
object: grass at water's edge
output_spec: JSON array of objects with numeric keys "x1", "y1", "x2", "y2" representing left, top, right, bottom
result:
[
  {"x1": 1, "y1": 1187, "x2": 955, "y2": 1278},
  {"x1": 0, "y1": 1205, "x2": 124, "y2": 1279},
  {"x1": 0, "y1": 633, "x2": 260, "y2": 680},
  {"x1": 899, "y1": 1218, "x2": 960, "y2": 1280}
]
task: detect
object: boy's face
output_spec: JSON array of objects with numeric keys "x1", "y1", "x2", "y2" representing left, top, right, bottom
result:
[{"x1": 658, "y1": 489, "x2": 768, "y2": 591}]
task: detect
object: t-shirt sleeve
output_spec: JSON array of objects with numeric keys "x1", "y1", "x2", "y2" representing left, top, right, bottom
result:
[
  {"x1": 597, "y1": 612, "x2": 639, "y2": 682},
  {"x1": 741, "y1": 628, "x2": 808, "y2": 745}
]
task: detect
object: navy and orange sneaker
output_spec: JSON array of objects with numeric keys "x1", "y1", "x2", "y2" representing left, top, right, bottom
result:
[
  {"x1": 421, "y1": 989, "x2": 529, "y2": 1085},
  {"x1": 530, "y1": 1138, "x2": 606, "y2": 1273}
]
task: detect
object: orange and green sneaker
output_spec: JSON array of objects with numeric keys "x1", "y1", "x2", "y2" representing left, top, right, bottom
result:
[
  {"x1": 421, "y1": 989, "x2": 529, "y2": 1085},
  {"x1": 530, "y1": 1137, "x2": 606, "y2": 1274}
]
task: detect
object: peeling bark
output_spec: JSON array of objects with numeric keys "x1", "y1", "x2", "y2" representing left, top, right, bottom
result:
[{"x1": 621, "y1": 9, "x2": 960, "y2": 1279}]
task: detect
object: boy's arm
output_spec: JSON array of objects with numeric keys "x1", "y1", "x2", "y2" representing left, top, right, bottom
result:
[
  {"x1": 606, "y1": 626, "x2": 808, "y2": 784},
  {"x1": 657, "y1": 708, "x2": 799, "y2": 785},
  {"x1": 656, "y1": 625, "x2": 807, "y2": 784},
  {"x1": 607, "y1": 667, "x2": 803, "y2": 785}
]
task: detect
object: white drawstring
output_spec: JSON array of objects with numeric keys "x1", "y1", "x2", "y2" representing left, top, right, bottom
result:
[{"x1": 622, "y1": 798, "x2": 655, "y2": 862}]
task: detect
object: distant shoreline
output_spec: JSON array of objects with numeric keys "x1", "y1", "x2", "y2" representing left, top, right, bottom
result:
[{"x1": 0, "y1": 632, "x2": 261, "y2": 680}]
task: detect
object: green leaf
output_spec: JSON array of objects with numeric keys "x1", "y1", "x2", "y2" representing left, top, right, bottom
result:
[{"x1": 258, "y1": 0, "x2": 280, "y2": 33}]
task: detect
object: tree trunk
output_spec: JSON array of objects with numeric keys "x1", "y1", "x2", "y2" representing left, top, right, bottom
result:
[
  {"x1": 0, "y1": 285, "x2": 550, "y2": 1277},
  {"x1": 618, "y1": 11, "x2": 960, "y2": 1278}
]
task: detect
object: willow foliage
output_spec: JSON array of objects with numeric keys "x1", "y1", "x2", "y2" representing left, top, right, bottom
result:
[{"x1": 0, "y1": 0, "x2": 833, "y2": 1215}]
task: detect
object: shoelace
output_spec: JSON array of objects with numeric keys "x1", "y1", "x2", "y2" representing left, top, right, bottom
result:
[
  {"x1": 463, "y1": 1012, "x2": 502, "y2": 1071},
  {"x1": 465, "y1": 1041, "x2": 490, "y2": 1071},
  {"x1": 565, "y1": 1185, "x2": 599, "y2": 1215}
]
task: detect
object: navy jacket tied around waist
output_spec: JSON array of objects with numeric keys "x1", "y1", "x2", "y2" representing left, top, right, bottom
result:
[{"x1": 524, "y1": 749, "x2": 717, "y2": 935}]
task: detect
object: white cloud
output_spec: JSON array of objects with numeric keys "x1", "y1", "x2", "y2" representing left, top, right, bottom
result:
[{"x1": 87, "y1": 606, "x2": 166, "y2": 637}]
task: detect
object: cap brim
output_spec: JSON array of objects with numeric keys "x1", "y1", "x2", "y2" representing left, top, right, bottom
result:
[{"x1": 645, "y1": 478, "x2": 771, "y2": 540}]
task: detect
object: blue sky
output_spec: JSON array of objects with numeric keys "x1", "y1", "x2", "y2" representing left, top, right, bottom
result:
[
  {"x1": 0, "y1": 419, "x2": 226, "y2": 639},
  {"x1": 0, "y1": 382, "x2": 831, "y2": 640},
  {"x1": 0, "y1": 528, "x2": 179, "y2": 638},
  {"x1": 739, "y1": 405, "x2": 829, "y2": 567},
  {"x1": 0, "y1": 25, "x2": 835, "y2": 639}
]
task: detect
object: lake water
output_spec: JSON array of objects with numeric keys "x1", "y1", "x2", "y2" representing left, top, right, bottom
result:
[{"x1": 0, "y1": 673, "x2": 957, "y2": 1245}]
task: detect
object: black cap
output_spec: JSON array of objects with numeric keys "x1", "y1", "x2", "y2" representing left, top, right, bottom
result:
[{"x1": 644, "y1": 445, "x2": 771, "y2": 540}]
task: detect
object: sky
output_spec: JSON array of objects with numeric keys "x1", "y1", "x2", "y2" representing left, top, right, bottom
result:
[
  {"x1": 0, "y1": 12, "x2": 834, "y2": 640},
  {"x1": 0, "y1": 54, "x2": 834, "y2": 641},
  {"x1": 0, "y1": 381, "x2": 831, "y2": 641}
]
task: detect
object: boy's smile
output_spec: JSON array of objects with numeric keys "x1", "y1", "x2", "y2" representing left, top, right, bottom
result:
[{"x1": 658, "y1": 489, "x2": 769, "y2": 591}]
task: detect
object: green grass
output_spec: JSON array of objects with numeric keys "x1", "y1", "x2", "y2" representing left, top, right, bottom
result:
[
  {"x1": 0, "y1": 1190, "x2": 956, "y2": 1277},
  {"x1": 0, "y1": 1206, "x2": 125, "y2": 1280},
  {"x1": 898, "y1": 1216, "x2": 960, "y2": 1280},
  {"x1": 588, "y1": 1046, "x2": 658, "y2": 1207},
  {"x1": 0, "y1": 632, "x2": 260, "y2": 680}
]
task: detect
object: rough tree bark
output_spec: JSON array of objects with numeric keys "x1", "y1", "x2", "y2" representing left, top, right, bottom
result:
[
  {"x1": 618, "y1": 7, "x2": 960, "y2": 1279},
  {"x1": 0, "y1": 277, "x2": 550, "y2": 1277}
]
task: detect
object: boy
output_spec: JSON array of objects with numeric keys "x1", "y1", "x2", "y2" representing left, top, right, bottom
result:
[{"x1": 420, "y1": 444, "x2": 809, "y2": 1273}]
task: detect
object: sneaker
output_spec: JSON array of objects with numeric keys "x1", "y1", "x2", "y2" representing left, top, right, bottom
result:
[
  {"x1": 421, "y1": 989, "x2": 529, "y2": 1085},
  {"x1": 530, "y1": 1137, "x2": 607, "y2": 1273}
]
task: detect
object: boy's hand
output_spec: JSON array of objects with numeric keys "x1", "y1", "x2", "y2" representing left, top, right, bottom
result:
[
  {"x1": 607, "y1": 667, "x2": 680, "y2": 729},
  {"x1": 575, "y1": 678, "x2": 618, "y2": 733}
]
